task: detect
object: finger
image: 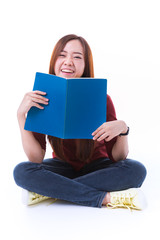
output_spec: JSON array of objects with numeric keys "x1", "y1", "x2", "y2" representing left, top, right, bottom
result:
[
  {"x1": 93, "y1": 129, "x2": 105, "y2": 140},
  {"x1": 32, "y1": 102, "x2": 44, "y2": 109},
  {"x1": 104, "y1": 135, "x2": 114, "y2": 142},
  {"x1": 30, "y1": 93, "x2": 49, "y2": 102},
  {"x1": 92, "y1": 126, "x2": 103, "y2": 136},
  {"x1": 26, "y1": 92, "x2": 49, "y2": 102},
  {"x1": 33, "y1": 90, "x2": 47, "y2": 95},
  {"x1": 92, "y1": 122, "x2": 106, "y2": 136},
  {"x1": 31, "y1": 96, "x2": 49, "y2": 105},
  {"x1": 97, "y1": 132, "x2": 109, "y2": 141}
]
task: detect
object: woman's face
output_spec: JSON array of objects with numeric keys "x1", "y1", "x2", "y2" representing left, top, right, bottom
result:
[{"x1": 54, "y1": 40, "x2": 85, "y2": 78}]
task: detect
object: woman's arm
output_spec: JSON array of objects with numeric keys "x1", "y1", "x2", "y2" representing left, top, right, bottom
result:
[
  {"x1": 110, "y1": 121, "x2": 129, "y2": 161},
  {"x1": 17, "y1": 91, "x2": 49, "y2": 163},
  {"x1": 92, "y1": 120, "x2": 129, "y2": 161}
]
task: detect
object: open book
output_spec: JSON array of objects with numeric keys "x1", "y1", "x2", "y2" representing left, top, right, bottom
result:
[{"x1": 24, "y1": 72, "x2": 107, "y2": 139}]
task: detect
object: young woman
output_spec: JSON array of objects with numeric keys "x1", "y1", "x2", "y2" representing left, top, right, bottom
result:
[{"x1": 13, "y1": 34, "x2": 147, "y2": 209}]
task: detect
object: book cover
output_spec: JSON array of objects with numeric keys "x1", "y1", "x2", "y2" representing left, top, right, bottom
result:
[{"x1": 24, "y1": 72, "x2": 107, "y2": 139}]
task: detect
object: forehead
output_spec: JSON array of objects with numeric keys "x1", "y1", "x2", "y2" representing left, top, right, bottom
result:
[{"x1": 63, "y1": 40, "x2": 84, "y2": 54}]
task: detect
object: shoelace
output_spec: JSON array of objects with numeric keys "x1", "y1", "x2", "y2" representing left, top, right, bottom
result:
[
  {"x1": 47, "y1": 198, "x2": 58, "y2": 205},
  {"x1": 31, "y1": 193, "x2": 57, "y2": 205},
  {"x1": 31, "y1": 193, "x2": 49, "y2": 201},
  {"x1": 106, "y1": 193, "x2": 140, "y2": 211}
]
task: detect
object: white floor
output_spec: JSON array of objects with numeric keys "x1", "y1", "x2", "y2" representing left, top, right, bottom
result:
[{"x1": 1, "y1": 139, "x2": 160, "y2": 240}]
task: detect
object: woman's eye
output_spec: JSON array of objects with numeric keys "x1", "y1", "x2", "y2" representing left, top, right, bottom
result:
[
  {"x1": 74, "y1": 56, "x2": 82, "y2": 59},
  {"x1": 59, "y1": 54, "x2": 66, "y2": 57}
]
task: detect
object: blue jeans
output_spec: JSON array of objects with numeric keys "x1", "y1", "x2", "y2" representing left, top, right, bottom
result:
[{"x1": 13, "y1": 158, "x2": 146, "y2": 208}]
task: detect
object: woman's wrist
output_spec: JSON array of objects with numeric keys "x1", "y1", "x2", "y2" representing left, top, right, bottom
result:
[
  {"x1": 17, "y1": 110, "x2": 26, "y2": 128},
  {"x1": 17, "y1": 111, "x2": 25, "y2": 120},
  {"x1": 120, "y1": 121, "x2": 128, "y2": 134}
]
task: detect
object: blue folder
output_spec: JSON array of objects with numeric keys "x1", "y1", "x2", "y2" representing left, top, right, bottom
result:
[{"x1": 24, "y1": 72, "x2": 107, "y2": 139}]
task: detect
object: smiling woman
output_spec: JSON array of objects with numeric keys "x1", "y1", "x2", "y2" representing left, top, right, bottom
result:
[
  {"x1": 49, "y1": 34, "x2": 94, "y2": 78},
  {"x1": 54, "y1": 40, "x2": 85, "y2": 78},
  {"x1": 13, "y1": 34, "x2": 147, "y2": 210}
]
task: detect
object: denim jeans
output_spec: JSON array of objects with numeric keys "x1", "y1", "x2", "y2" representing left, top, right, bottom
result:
[{"x1": 13, "y1": 158, "x2": 146, "y2": 208}]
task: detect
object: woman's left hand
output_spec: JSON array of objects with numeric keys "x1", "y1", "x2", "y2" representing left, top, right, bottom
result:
[{"x1": 92, "y1": 120, "x2": 128, "y2": 142}]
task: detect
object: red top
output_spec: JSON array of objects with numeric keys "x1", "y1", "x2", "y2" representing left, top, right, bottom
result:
[{"x1": 33, "y1": 95, "x2": 117, "y2": 171}]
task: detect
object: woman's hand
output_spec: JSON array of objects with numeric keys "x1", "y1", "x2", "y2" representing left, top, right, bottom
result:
[
  {"x1": 17, "y1": 90, "x2": 49, "y2": 163},
  {"x1": 92, "y1": 120, "x2": 128, "y2": 142},
  {"x1": 17, "y1": 90, "x2": 49, "y2": 117}
]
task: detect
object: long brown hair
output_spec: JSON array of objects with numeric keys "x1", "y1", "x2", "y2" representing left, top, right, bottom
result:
[{"x1": 48, "y1": 34, "x2": 95, "y2": 162}]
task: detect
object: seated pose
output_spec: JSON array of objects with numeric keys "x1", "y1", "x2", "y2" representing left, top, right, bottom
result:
[{"x1": 13, "y1": 34, "x2": 147, "y2": 210}]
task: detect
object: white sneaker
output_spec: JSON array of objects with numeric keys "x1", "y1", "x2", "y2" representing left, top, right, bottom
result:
[
  {"x1": 106, "y1": 188, "x2": 146, "y2": 210},
  {"x1": 22, "y1": 189, "x2": 57, "y2": 206}
]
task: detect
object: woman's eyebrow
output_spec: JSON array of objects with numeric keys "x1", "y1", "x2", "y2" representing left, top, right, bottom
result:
[
  {"x1": 61, "y1": 50, "x2": 83, "y2": 55},
  {"x1": 73, "y1": 52, "x2": 83, "y2": 55}
]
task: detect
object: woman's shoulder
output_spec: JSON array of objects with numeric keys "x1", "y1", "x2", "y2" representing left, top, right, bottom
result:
[
  {"x1": 107, "y1": 94, "x2": 112, "y2": 101},
  {"x1": 107, "y1": 94, "x2": 114, "y2": 107},
  {"x1": 106, "y1": 94, "x2": 117, "y2": 121}
]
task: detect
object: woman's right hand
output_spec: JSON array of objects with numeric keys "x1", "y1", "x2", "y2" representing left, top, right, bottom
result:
[
  {"x1": 17, "y1": 90, "x2": 48, "y2": 163},
  {"x1": 17, "y1": 90, "x2": 49, "y2": 118}
]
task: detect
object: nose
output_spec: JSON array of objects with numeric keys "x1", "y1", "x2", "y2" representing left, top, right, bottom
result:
[{"x1": 64, "y1": 55, "x2": 73, "y2": 66}]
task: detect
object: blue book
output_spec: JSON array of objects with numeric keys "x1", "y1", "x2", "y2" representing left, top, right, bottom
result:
[{"x1": 24, "y1": 72, "x2": 107, "y2": 139}]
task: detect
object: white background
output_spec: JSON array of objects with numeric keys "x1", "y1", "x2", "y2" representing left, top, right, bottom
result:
[{"x1": 1, "y1": 0, "x2": 160, "y2": 239}]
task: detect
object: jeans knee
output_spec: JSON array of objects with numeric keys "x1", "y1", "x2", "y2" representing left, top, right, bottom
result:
[
  {"x1": 13, "y1": 161, "x2": 38, "y2": 188},
  {"x1": 13, "y1": 162, "x2": 26, "y2": 187},
  {"x1": 126, "y1": 159, "x2": 147, "y2": 187},
  {"x1": 137, "y1": 162, "x2": 147, "y2": 187}
]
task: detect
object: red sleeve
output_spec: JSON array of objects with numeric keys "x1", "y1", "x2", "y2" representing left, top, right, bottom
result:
[
  {"x1": 105, "y1": 95, "x2": 117, "y2": 161},
  {"x1": 32, "y1": 132, "x2": 46, "y2": 151},
  {"x1": 106, "y1": 95, "x2": 117, "y2": 122}
]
